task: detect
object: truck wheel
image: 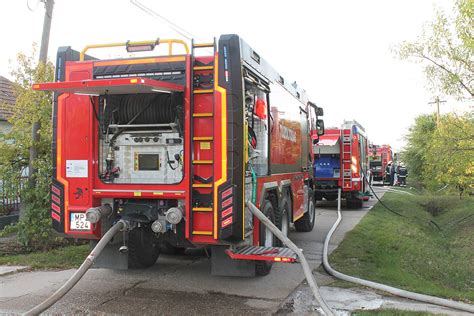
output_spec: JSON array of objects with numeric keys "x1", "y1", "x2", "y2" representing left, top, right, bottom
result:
[
  {"x1": 275, "y1": 197, "x2": 291, "y2": 247},
  {"x1": 294, "y1": 192, "x2": 316, "y2": 232},
  {"x1": 128, "y1": 227, "x2": 160, "y2": 269},
  {"x1": 315, "y1": 192, "x2": 323, "y2": 201},
  {"x1": 256, "y1": 199, "x2": 276, "y2": 276},
  {"x1": 347, "y1": 198, "x2": 363, "y2": 209},
  {"x1": 159, "y1": 241, "x2": 186, "y2": 255}
]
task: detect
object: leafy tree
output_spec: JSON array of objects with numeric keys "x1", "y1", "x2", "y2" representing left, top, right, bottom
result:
[
  {"x1": 0, "y1": 45, "x2": 55, "y2": 249},
  {"x1": 403, "y1": 112, "x2": 474, "y2": 195},
  {"x1": 401, "y1": 114, "x2": 437, "y2": 186},
  {"x1": 395, "y1": 0, "x2": 473, "y2": 100},
  {"x1": 427, "y1": 113, "x2": 474, "y2": 197}
]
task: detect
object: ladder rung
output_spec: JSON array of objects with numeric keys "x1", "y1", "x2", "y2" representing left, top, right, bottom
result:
[
  {"x1": 192, "y1": 207, "x2": 213, "y2": 212},
  {"x1": 193, "y1": 43, "x2": 214, "y2": 48},
  {"x1": 193, "y1": 136, "x2": 213, "y2": 141},
  {"x1": 193, "y1": 66, "x2": 214, "y2": 71},
  {"x1": 194, "y1": 89, "x2": 214, "y2": 94},
  {"x1": 193, "y1": 112, "x2": 213, "y2": 118},
  {"x1": 193, "y1": 230, "x2": 213, "y2": 235},
  {"x1": 192, "y1": 160, "x2": 213, "y2": 165},
  {"x1": 192, "y1": 183, "x2": 213, "y2": 188}
]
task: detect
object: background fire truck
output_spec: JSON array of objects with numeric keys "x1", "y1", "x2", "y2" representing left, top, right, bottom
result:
[
  {"x1": 34, "y1": 34, "x2": 324, "y2": 277},
  {"x1": 312, "y1": 121, "x2": 369, "y2": 208},
  {"x1": 369, "y1": 144, "x2": 393, "y2": 183}
]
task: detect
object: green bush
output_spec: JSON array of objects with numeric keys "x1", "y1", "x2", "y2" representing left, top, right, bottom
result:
[{"x1": 0, "y1": 47, "x2": 55, "y2": 250}]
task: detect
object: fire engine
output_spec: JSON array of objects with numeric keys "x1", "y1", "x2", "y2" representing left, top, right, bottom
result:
[
  {"x1": 312, "y1": 121, "x2": 369, "y2": 208},
  {"x1": 369, "y1": 144, "x2": 393, "y2": 183},
  {"x1": 33, "y1": 35, "x2": 324, "y2": 276}
]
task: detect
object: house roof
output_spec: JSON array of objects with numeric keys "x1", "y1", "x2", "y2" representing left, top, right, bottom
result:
[{"x1": 0, "y1": 76, "x2": 15, "y2": 121}]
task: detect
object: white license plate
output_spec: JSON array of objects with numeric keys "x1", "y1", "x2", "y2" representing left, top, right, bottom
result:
[{"x1": 70, "y1": 212, "x2": 91, "y2": 231}]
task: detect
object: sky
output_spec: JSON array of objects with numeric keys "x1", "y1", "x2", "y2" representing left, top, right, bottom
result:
[{"x1": 0, "y1": 0, "x2": 469, "y2": 151}]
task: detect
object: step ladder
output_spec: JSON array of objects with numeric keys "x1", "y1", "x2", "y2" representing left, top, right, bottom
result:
[
  {"x1": 189, "y1": 39, "x2": 216, "y2": 239},
  {"x1": 225, "y1": 246, "x2": 298, "y2": 263},
  {"x1": 341, "y1": 128, "x2": 353, "y2": 189}
]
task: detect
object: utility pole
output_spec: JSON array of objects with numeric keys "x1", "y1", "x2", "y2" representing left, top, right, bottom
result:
[
  {"x1": 428, "y1": 96, "x2": 446, "y2": 126},
  {"x1": 28, "y1": 0, "x2": 54, "y2": 186}
]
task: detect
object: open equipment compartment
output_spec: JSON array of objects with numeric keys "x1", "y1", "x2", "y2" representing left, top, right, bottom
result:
[{"x1": 98, "y1": 91, "x2": 185, "y2": 184}]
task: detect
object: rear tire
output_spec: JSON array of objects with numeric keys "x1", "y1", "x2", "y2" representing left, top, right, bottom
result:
[
  {"x1": 275, "y1": 197, "x2": 291, "y2": 247},
  {"x1": 347, "y1": 197, "x2": 363, "y2": 209},
  {"x1": 295, "y1": 191, "x2": 316, "y2": 232},
  {"x1": 128, "y1": 227, "x2": 160, "y2": 269},
  {"x1": 255, "y1": 199, "x2": 277, "y2": 276}
]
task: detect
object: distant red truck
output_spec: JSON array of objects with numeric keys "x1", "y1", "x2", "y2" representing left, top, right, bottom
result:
[
  {"x1": 369, "y1": 144, "x2": 393, "y2": 183},
  {"x1": 312, "y1": 121, "x2": 370, "y2": 208}
]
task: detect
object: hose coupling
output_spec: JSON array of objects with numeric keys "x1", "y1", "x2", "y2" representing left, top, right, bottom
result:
[{"x1": 85, "y1": 204, "x2": 112, "y2": 224}]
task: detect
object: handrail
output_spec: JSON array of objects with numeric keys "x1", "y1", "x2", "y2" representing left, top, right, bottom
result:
[{"x1": 79, "y1": 39, "x2": 190, "y2": 61}]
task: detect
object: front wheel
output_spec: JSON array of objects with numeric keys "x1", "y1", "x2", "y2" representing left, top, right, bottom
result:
[
  {"x1": 295, "y1": 192, "x2": 316, "y2": 232},
  {"x1": 128, "y1": 227, "x2": 160, "y2": 269}
]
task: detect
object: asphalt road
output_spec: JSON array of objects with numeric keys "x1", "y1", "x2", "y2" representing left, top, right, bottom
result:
[{"x1": 0, "y1": 195, "x2": 380, "y2": 315}]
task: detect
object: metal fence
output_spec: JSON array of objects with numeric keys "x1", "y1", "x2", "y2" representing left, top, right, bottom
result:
[{"x1": 0, "y1": 174, "x2": 26, "y2": 215}]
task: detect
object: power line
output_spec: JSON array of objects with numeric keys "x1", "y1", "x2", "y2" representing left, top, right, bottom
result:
[{"x1": 129, "y1": 0, "x2": 198, "y2": 41}]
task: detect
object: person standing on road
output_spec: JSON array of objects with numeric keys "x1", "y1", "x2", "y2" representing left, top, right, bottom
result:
[
  {"x1": 389, "y1": 162, "x2": 396, "y2": 186},
  {"x1": 398, "y1": 163, "x2": 408, "y2": 186},
  {"x1": 385, "y1": 162, "x2": 392, "y2": 185}
]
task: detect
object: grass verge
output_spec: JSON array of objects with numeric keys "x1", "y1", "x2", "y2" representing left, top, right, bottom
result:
[
  {"x1": 0, "y1": 244, "x2": 89, "y2": 269},
  {"x1": 329, "y1": 191, "x2": 474, "y2": 303}
]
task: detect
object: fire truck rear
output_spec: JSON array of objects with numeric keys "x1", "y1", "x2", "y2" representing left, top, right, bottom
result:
[
  {"x1": 34, "y1": 35, "x2": 324, "y2": 276},
  {"x1": 369, "y1": 144, "x2": 393, "y2": 183},
  {"x1": 312, "y1": 121, "x2": 369, "y2": 208}
]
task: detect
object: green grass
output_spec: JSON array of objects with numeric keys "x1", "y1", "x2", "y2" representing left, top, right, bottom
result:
[
  {"x1": 329, "y1": 192, "x2": 474, "y2": 303},
  {"x1": 353, "y1": 309, "x2": 433, "y2": 316},
  {"x1": 0, "y1": 244, "x2": 89, "y2": 269}
]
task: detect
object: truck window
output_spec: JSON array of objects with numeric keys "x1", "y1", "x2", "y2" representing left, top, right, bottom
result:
[{"x1": 245, "y1": 82, "x2": 269, "y2": 176}]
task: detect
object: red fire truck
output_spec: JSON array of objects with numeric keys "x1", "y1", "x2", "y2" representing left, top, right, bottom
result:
[
  {"x1": 312, "y1": 121, "x2": 369, "y2": 208},
  {"x1": 369, "y1": 144, "x2": 393, "y2": 183},
  {"x1": 34, "y1": 35, "x2": 324, "y2": 276}
]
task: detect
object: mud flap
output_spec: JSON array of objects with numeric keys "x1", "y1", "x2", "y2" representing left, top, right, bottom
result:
[
  {"x1": 90, "y1": 236, "x2": 128, "y2": 270},
  {"x1": 211, "y1": 246, "x2": 256, "y2": 277}
]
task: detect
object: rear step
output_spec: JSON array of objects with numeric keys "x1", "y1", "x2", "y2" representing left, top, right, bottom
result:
[{"x1": 225, "y1": 246, "x2": 298, "y2": 263}]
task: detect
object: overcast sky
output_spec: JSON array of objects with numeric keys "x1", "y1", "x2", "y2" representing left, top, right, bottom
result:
[{"x1": 0, "y1": 0, "x2": 469, "y2": 151}]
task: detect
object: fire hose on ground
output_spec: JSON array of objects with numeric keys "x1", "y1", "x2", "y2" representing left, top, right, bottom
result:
[
  {"x1": 322, "y1": 188, "x2": 474, "y2": 314},
  {"x1": 23, "y1": 220, "x2": 129, "y2": 316},
  {"x1": 246, "y1": 201, "x2": 335, "y2": 316}
]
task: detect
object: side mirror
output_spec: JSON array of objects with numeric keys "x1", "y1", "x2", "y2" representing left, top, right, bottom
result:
[
  {"x1": 315, "y1": 106, "x2": 324, "y2": 116},
  {"x1": 316, "y1": 119, "x2": 324, "y2": 136}
]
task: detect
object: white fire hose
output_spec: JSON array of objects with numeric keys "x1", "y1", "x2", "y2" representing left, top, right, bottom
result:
[
  {"x1": 322, "y1": 189, "x2": 474, "y2": 314},
  {"x1": 246, "y1": 201, "x2": 335, "y2": 316},
  {"x1": 23, "y1": 220, "x2": 129, "y2": 316}
]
